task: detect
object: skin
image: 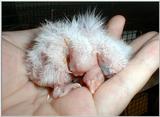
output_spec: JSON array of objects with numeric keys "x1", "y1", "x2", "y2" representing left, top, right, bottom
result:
[{"x1": 2, "y1": 15, "x2": 159, "y2": 116}]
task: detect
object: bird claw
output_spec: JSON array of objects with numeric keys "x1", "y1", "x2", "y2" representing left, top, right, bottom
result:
[{"x1": 53, "y1": 83, "x2": 81, "y2": 98}]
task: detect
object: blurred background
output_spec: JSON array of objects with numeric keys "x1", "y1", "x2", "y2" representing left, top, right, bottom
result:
[{"x1": 2, "y1": 2, "x2": 159, "y2": 116}]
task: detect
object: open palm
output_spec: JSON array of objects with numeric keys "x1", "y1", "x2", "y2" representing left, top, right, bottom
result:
[{"x1": 2, "y1": 15, "x2": 159, "y2": 116}]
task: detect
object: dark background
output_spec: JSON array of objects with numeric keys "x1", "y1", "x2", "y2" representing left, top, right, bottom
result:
[
  {"x1": 2, "y1": 2, "x2": 159, "y2": 116},
  {"x1": 2, "y1": 2, "x2": 159, "y2": 33}
]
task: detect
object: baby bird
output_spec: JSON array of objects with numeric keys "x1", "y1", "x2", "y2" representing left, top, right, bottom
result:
[{"x1": 26, "y1": 10, "x2": 132, "y2": 98}]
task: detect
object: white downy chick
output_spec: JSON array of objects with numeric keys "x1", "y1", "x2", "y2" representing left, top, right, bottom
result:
[{"x1": 26, "y1": 10, "x2": 132, "y2": 98}]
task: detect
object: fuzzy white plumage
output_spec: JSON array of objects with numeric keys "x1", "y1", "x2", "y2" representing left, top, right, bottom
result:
[{"x1": 26, "y1": 11, "x2": 132, "y2": 98}]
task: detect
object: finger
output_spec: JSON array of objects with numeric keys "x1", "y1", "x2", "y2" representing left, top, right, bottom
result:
[
  {"x1": 106, "y1": 15, "x2": 126, "y2": 39},
  {"x1": 94, "y1": 34, "x2": 159, "y2": 115},
  {"x1": 83, "y1": 64, "x2": 105, "y2": 94},
  {"x1": 69, "y1": 45, "x2": 97, "y2": 76},
  {"x1": 130, "y1": 31, "x2": 158, "y2": 54},
  {"x1": 2, "y1": 28, "x2": 40, "y2": 50},
  {"x1": 117, "y1": 34, "x2": 159, "y2": 94}
]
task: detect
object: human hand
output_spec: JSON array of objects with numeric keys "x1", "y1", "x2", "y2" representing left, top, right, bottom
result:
[{"x1": 2, "y1": 15, "x2": 159, "y2": 116}]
